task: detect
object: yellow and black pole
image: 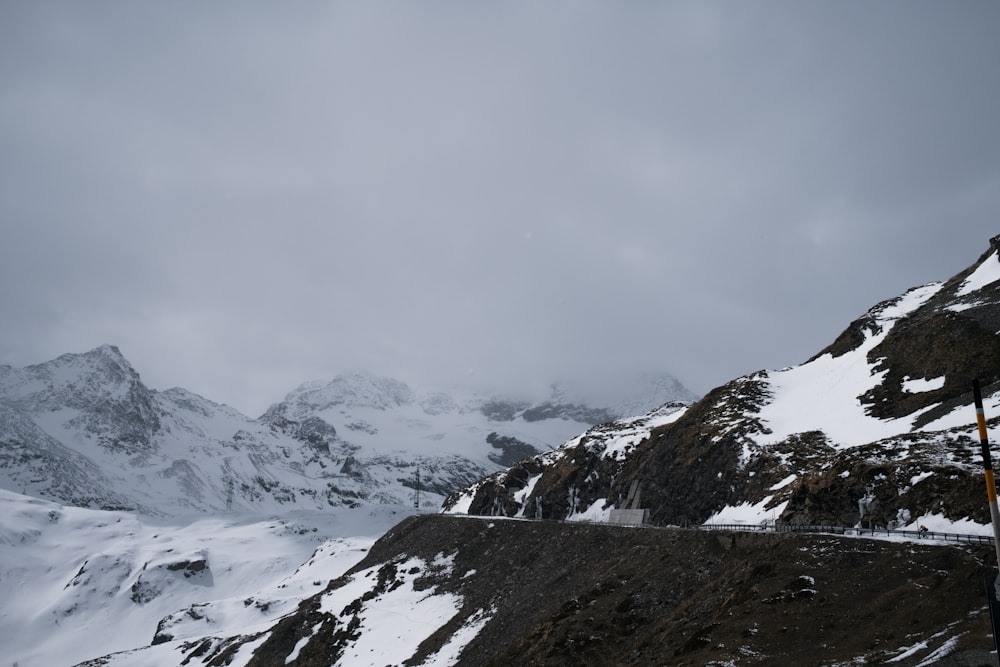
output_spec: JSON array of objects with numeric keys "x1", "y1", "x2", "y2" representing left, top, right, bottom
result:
[
  {"x1": 973, "y1": 379, "x2": 1000, "y2": 566},
  {"x1": 972, "y1": 379, "x2": 1000, "y2": 650}
]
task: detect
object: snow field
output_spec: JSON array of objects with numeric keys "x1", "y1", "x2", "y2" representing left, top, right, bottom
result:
[
  {"x1": 0, "y1": 490, "x2": 409, "y2": 667},
  {"x1": 957, "y1": 250, "x2": 1000, "y2": 297},
  {"x1": 314, "y1": 551, "x2": 489, "y2": 667},
  {"x1": 756, "y1": 283, "x2": 944, "y2": 449},
  {"x1": 757, "y1": 279, "x2": 1000, "y2": 452}
]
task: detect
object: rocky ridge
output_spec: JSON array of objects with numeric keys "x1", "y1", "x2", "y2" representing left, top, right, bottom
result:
[{"x1": 444, "y1": 240, "x2": 1000, "y2": 534}]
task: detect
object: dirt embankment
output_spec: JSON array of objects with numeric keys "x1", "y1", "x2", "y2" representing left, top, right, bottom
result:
[{"x1": 348, "y1": 515, "x2": 999, "y2": 666}]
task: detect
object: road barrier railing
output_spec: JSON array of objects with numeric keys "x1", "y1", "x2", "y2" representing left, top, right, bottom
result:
[
  {"x1": 451, "y1": 514, "x2": 997, "y2": 546},
  {"x1": 698, "y1": 522, "x2": 996, "y2": 546}
]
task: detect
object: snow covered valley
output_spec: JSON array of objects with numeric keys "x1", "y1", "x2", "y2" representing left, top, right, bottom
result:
[{"x1": 0, "y1": 490, "x2": 404, "y2": 666}]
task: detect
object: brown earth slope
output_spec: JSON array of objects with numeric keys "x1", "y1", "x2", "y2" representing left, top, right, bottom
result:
[{"x1": 249, "y1": 514, "x2": 1000, "y2": 666}]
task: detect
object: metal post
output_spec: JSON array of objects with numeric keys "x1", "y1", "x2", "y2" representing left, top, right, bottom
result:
[
  {"x1": 973, "y1": 380, "x2": 1000, "y2": 571},
  {"x1": 414, "y1": 465, "x2": 421, "y2": 511},
  {"x1": 972, "y1": 380, "x2": 1000, "y2": 656}
]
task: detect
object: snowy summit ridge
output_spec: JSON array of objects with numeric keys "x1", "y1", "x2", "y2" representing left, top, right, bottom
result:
[{"x1": 269, "y1": 372, "x2": 416, "y2": 414}]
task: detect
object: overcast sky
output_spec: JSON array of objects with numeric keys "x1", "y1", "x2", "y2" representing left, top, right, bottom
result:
[{"x1": 1, "y1": 1, "x2": 998, "y2": 416}]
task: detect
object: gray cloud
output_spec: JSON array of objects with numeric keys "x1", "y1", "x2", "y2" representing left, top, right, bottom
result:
[{"x1": 2, "y1": 1, "x2": 998, "y2": 415}]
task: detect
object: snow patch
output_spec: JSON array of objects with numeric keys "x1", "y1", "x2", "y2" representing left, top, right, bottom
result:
[
  {"x1": 769, "y1": 474, "x2": 797, "y2": 491},
  {"x1": 441, "y1": 485, "x2": 477, "y2": 515},
  {"x1": 957, "y1": 251, "x2": 1000, "y2": 296},
  {"x1": 705, "y1": 498, "x2": 787, "y2": 526},
  {"x1": 566, "y1": 498, "x2": 611, "y2": 523},
  {"x1": 902, "y1": 376, "x2": 945, "y2": 393}
]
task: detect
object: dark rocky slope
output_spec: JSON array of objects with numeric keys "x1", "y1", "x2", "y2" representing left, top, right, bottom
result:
[{"x1": 245, "y1": 514, "x2": 998, "y2": 666}]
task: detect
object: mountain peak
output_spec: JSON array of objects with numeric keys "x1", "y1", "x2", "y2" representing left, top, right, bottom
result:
[
  {"x1": 545, "y1": 370, "x2": 700, "y2": 418},
  {"x1": 45, "y1": 343, "x2": 137, "y2": 377},
  {"x1": 272, "y1": 372, "x2": 415, "y2": 417},
  {"x1": 93, "y1": 343, "x2": 125, "y2": 357},
  {"x1": 2, "y1": 344, "x2": 144, "y2": 402}
]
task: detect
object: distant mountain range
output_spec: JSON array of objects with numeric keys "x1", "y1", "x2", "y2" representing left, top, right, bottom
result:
[{"x1": 0, "y1": 347, "x2": 697, "y2": 517}]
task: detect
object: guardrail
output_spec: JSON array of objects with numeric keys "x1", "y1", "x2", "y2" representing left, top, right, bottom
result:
[
  {"x1": 450, "y1": 514, "x2": 998, "y2": 547},
  {"x1": 698, "y1": 522, "x2": 997, "y2": 546}
]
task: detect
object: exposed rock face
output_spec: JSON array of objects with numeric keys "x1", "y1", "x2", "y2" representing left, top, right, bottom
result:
[
  {"x1": 520, "y1": 401, "x2": 615, "y2": 424},
  {"x1": 485, "y1": 432, "x2": 540, "y2": 467}
]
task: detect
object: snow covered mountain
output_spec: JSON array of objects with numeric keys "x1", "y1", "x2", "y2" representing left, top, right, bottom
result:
[
  {"x1": 0, "y1": 346, "x2": 364, "y2": 516},
  {"x1": 444, "y1": 237, "x2": 1000, "y2": 534},
  {"x1": 0, "y1": 346, "x2": 696, "y2": 517}
]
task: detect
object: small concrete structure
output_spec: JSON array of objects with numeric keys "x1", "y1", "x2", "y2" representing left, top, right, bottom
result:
[
  {"x1": 609, "y1": 509, "x2": 649, "y2": 526},
  {"x1": 608, "y1": 479, "x2": 649, "y2": 525}
]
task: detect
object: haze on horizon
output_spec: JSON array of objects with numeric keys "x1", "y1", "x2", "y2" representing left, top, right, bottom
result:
[{"x1": 1, "y1": 2, "x2": 998, "y2": 416}]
